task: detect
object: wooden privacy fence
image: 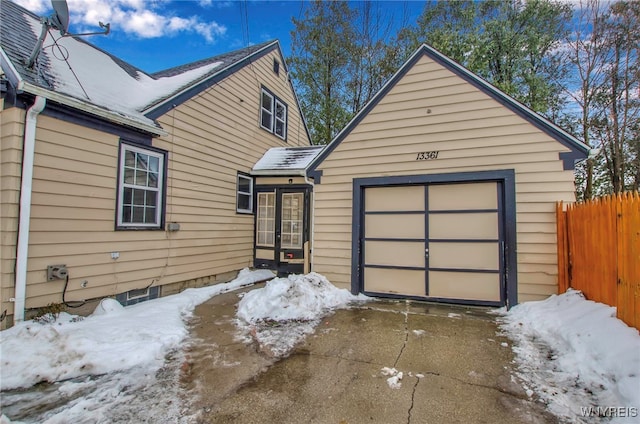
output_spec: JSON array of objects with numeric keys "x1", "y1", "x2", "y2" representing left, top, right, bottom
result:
[{"x1": 557, "y1": 192, "x2": 640, "y2": 330}]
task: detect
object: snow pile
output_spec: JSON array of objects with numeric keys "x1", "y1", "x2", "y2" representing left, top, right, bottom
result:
[
  {"x1": 0, "y1": 268, "x2": 274, "y2": 391},
  {"x1": 235, "y1": 272, "x2": 369, "y2": 357},
  {"x1": 380, "y1": 367, "x2": 403, "y2": 389},
  {"x1": 499, "y1": 289, "x2": 640, "y2": 423}
]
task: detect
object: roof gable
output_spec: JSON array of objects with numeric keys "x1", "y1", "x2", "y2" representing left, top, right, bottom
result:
[
  {"x1": 309, "y1": 44, "x2": 590, "y2": 175},
  {"x1": 144, "y1": 41, "x2": 281, "y2": 119}
]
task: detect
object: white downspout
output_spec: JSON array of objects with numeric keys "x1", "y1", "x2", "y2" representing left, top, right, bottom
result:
[
  {"x1": 14, "y1": 95, "x2": 46, "y2": 323},
  {"x1": 304, "y1": 173, "x2": 315, "y2": 272}
]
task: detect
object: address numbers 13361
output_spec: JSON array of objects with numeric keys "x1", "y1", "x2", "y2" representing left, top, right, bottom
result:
[{"x1": 416, "y1": 151, "x2": 439, "y2": 161}]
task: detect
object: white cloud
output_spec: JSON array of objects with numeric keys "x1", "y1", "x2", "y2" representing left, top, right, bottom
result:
[
  {"x1": 11, "y1": 0, "x2": 227, "y2": 42},
  {"x1": 198, "y1": 0, "x2": 235, "y2": 8},
  {"x1": 193, "y1": 21, "x2": 226, "y2": 42},
  {"x1": 11, "y1": 0, "x2": 48, "y2": 14}
]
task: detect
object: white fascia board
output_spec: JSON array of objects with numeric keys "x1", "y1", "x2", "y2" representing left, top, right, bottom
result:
[
  {"x1": 143, "y1": 40, "x2": 279, "y2": 117},
  {"x1": 1, "y1": 47, "x2": 22, "y2": 88},
  {"x1": 250, "y1": 169, "x2": 307, "y2": 177},
  {"x1": 17, "y1": 81, "x2": 167, "y2": 137}
]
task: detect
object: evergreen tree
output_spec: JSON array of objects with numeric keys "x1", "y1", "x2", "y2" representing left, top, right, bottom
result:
[{"x1": 289, "y1": 1, "x2": 355, "y2": 145}]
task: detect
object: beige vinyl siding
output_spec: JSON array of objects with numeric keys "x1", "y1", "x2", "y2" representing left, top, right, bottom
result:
[
  {"x1": 312, "y1": 55, "x2": 575, "y2": 302},
  {"x1": 2, "y1": 48, "x2": 309, "y2": 312},
  {"x1": 1, "y1": 107, "x2": 25, "y2": 317}
]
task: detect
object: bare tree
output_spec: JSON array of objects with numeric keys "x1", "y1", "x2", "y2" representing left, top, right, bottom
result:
[
  {"x1": 593, "y1": 1, "x2": 639, "y2": 193},
  {"x1": 562, "y1": 0, "x2": 613, "y2": 200}
]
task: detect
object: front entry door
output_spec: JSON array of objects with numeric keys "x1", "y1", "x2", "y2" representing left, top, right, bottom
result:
[{"x1": 254, "y1": 187, "x2": 309, "y2": 275}]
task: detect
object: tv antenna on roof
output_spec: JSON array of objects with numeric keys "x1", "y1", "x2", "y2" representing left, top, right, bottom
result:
[{"x1": 26, "y1": 0, "x2": 110, "y2": 69}]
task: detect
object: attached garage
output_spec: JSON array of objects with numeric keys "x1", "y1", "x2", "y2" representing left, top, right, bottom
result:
[
  {"x1": 357, "y1": 173, "x2": 515, "y2": 306},
  {"x1": 307, "y1": 44, "x2": 591, "y2": 308}
]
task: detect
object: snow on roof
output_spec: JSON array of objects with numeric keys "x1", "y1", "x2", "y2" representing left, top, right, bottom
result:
[
  {"x1": 252, "y1": 146, "x2": 324, "y2": 174},
  {"x1": 21, "y1": 17, "x2": 221, "y2": 129},
  {"x1": 0, "y1": 1, "x2": 271, "y2": 134}
]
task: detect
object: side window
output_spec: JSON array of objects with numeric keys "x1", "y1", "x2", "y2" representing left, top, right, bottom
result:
[
  {"x1": 274, "y1": 98, "x2": 287, "y2": 139},
  {"x1": 260, "y1": 87, "x2": 287, "y2": 141},
  {"x1": 260, "y1": 90, "x2": 274, "y2": 132},
  {"x1": 117, "y1": 142, "x2": 166, "y2": 229},
  {"x1": 237, "y1": 173, "x2": 254, "y2": 214}
]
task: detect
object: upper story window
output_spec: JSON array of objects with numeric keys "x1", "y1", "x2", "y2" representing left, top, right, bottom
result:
[
  {"x1": 260, "y1": 87, "x2": 287, "y2": 140},
  {"x1": 117, "y1": 141, "x2": 166, "y2": 229}
]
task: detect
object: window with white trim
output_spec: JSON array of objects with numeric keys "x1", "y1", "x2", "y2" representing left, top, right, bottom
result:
[
  {"x1": 260, "y1": 87, "x2": 287, "y2": 140},
  {"x1": 117, "y1": 142, "x2": 166, "y2": 229},
  {"x1": 237, "y1": 173, "x2": 253, "y2": 213},
  {"x1": 256, "y1": 192, "x2": 275, "y2": 246},
  {"x1": 260, "y1": 90, "x2": 274, "y2": 132}
]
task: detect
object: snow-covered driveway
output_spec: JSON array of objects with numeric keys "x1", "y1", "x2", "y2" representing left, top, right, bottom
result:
[{"x1": 2, "y1": 271, "x2": 638, "y2": 423}]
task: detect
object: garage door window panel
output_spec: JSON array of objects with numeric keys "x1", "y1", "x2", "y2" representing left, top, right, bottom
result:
[
  {"x1": 428, "y1": 183, "x2": 497, "y2": 211},
  {"x1": 365, "y1": 186, "x2": 424, "y2": 212},
  {"x1": 429, "y1": 271, "x2": 501, "y2": 301},
  {"x1": 365, "y1": 213, "x2": 425, "y2": 239},
  {"x1": 429, "y1": 241, "x2": 500, "y2": 271},
  {"x1": 365, "y1": 240, "x2": 425, "y2": 268},
  {"x1": 364, "y1": 268, "x2": 425, "y2": 296},
  {"x1": 429, "y1": 212, "x2": 499, "y2": 240}
]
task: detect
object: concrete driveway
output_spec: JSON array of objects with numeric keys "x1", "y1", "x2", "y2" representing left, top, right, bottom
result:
[{"x1": 183, "y1": 287, "x2": 557, "y2": 424}]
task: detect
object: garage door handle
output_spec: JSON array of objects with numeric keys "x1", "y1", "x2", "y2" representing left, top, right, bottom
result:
[{"x1": 425, "y1": 248, "x2": 429, "y2": 258}]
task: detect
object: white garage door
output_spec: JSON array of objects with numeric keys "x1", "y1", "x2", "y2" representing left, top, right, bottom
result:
[{"x1": 361, "y1": 182, "x2": 504, "y2": 305}]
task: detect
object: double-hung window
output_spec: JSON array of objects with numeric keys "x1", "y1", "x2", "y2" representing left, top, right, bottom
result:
[
  {"x1": 237, "y1": 173, "x2": 254, "y2": 214},
  {"x1": 117, "y1": 142, "x2": 166, "y2": 229},
  {"x1": 260, "y1": 87, "x2": 287, "y2": 140}
]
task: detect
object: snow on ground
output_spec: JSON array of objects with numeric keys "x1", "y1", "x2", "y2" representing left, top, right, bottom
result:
[
  {"x1": 380, "y1": 367, "x2": 403, "y2": 389},
  {"x1": 234, "y1": 272, "x2": 369, "y2": 357},
  {"x1": 499, "y1": 289, "x2": 640, "y2": 423},
  {"x1": 0, "y1": 268, "x2": 274, "y2": 423}
]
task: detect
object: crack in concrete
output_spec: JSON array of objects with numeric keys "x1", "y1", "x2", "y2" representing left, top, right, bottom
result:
[
  {"x1": 393, "y1": 304, "x2": 410, "y2": 368},
  {"x1": 407, "y1": 377, "x2": 420, "y2": 424},
  {"x1": 420, "y1": 370, "x2": 529, "y2": 401},
  {"x1": 290, "y1": 350, "x2": 384, "y2": 367}
]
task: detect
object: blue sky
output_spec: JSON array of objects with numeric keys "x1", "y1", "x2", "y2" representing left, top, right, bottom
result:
[{"x1": 13, "y1": 0, "x2": 425, "y2": 73}]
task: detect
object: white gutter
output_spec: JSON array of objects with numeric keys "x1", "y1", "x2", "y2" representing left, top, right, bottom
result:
[
  {"x1": 17, "y1": 81, "x2": 167, "y2": 137},
  {"x1": 250, "y1": 169, "x2": 307, "y2": 176},
  {"x1": 14, "y1": 95, "x2": 46, "y2": 323}
]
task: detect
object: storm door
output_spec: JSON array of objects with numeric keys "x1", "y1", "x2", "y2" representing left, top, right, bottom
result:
[{"x1": 254, "y1": 187, "x2": 309, "y2": 275}]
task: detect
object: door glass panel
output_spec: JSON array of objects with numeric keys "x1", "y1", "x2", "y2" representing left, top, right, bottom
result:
[
  {"x1": 281, "y1": 193, "x2": 303, "y2": 249},
  {"x1": 256, "y1": 192, "x2": 275, "y2": 247}
]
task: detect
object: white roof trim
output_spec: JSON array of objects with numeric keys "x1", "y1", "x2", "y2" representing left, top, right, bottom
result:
[
  {"x1": 250, "y1": 169, "x2": 308, "y2": 176},
  {"x1": 143, "y1": 40, "x2": 280, "y2": 116},
  {"x1": 1, "y1": 46, "x2": 22, "y2": 88},
  {"x1": 17, "y1": 81, "x2": 167, "y2": 136}
]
